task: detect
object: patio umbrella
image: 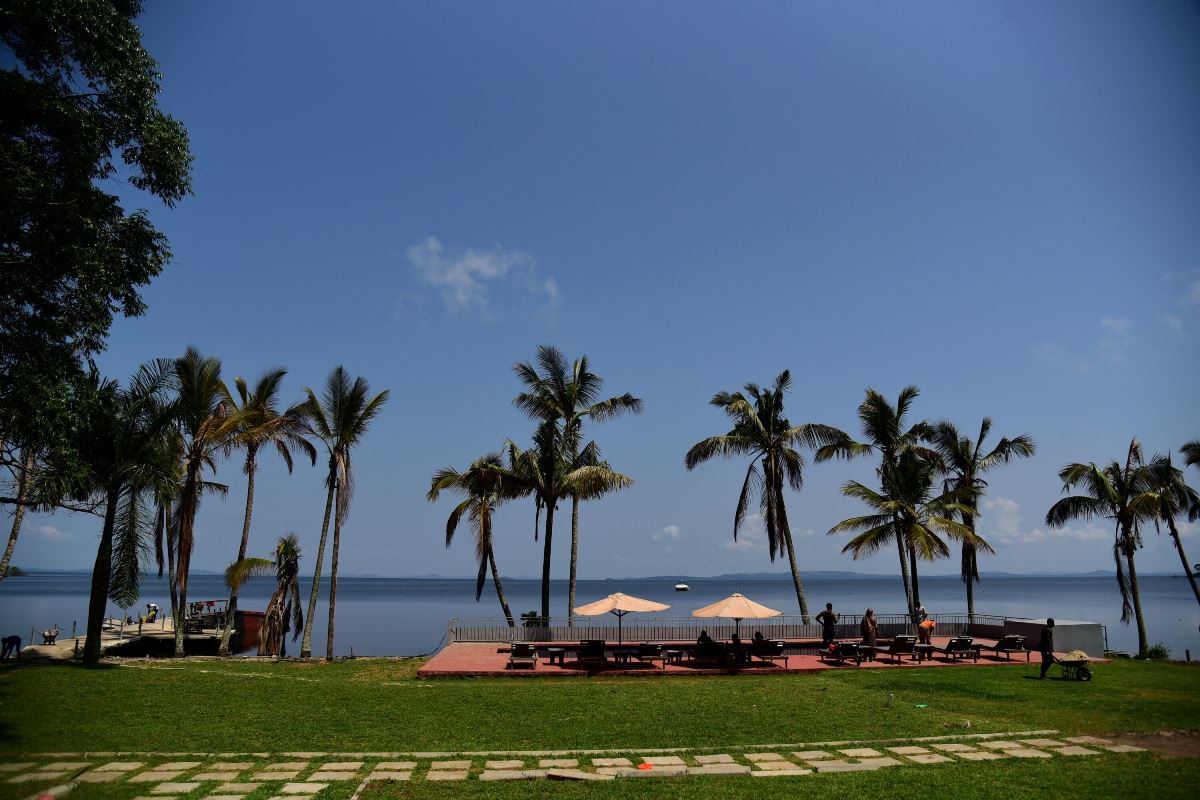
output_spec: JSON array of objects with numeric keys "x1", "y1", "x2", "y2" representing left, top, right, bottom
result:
[
  {"x1": 691, "y1": 592, "x2": 782, "y2": 638},
  {"x1": 573, "y1": 592, "x2": 671, "y2": 647}
]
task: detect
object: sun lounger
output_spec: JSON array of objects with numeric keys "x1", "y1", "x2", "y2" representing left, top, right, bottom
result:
[
  {"x1": 690, "y1": 640, "x2": 726, "y2": 664},
  {"x1": 507, "y1": 642, "x2": 538, "y2": 669},
  {"x1": 936, "y1": 636, "x2": 978, "y2": 661},
  {"x1": 868, "y1": 634, "x2": 916, "y2": 663},
  {"x1": 979, "y1": 634, "x2": 1030, "y2": 661},
  {"x1": 820, "y1": 641, "x2": 863, "y2": 666},
  {"x1": 578, "y1": 640, "x2": 607, "y2": 664},
  {"x1": 634, "y1": 643, "x2": 665, "y2": 669},
  {"x1": 752, "y1": 639, "x2": 790, "y2": 668}
]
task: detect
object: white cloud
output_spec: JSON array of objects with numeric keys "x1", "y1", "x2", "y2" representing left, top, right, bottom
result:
[
  {"x1": 998, "y1": 521, "x2": 1110, "y2": 547},
  {"x1": 1100, "y1": 316, "x2": 1132, "y2": 335},
  {"x1": 724, "y1": 513, "x2": 765, "y2": 551},
  {"x1": 980, "y1": 496, "x2": 1022, "y2": 539},
  {"x1": 1163, "y1": 314, "x2": 1184, "y2": 337},
  {"x1": 1185, "y1": 279, "x2": 1200, "y2": 309},
  {"x1": 1034, "y1": 341, "x2": 1092, "y2": 374},
  {"x1": 650, "y1": 524, "x2": 681, "y2": 543},
  {"x1": 404, "y1": 236, "x2": 558, "y2": 316},
  {"x1": 36, "y1": 525, "x2": 72, "y2": 540}
]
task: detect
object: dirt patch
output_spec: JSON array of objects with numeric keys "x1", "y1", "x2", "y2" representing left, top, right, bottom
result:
[{"x1": 1108, "y1": 730, "x2": 1200, "y2": 758}]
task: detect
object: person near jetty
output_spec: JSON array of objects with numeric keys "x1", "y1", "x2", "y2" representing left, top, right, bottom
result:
[
  {"x1": 1038, "y1": 618, "x2": 1056, "y2": 679},
  {"x1": 816, "y1": 603, "x2": 839, "y2": 647},
  {"x1": 0, "y1": 635, "x2": 19, "y2": 661},
  {"x1": 860, "y1": 608, "x2": 878, "y2": 648}
]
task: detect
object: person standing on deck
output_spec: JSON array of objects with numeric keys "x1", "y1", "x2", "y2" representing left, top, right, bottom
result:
[
  {"x1": 816, "y1": 603, "x2": 839, "y2": 647},
  {"x1": 1038, "y1": 618, "x2": 1056, "y2": 679},
  {"x1": 860, "y1": 609, "x2": 878, "y2": 648}
]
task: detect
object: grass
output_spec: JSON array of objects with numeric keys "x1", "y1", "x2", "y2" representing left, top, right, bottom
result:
[{"x1": 0, "y1": 657, "x2": 1197, "y2": 754}]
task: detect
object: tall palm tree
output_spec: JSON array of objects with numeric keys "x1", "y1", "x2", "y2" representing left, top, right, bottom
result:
[
  {"x1": 565, "y1": 442, "x2": 632, "y2": 624},
  {"x1": 225, "y1": 533, "x2": 304, "y2": 657},
  {"x1": 686, "y1": 370, "x2": 847, "y2": 620},
  {"x1": 1147, "y1": 454, "x2": 1200, "y2": 606},
  {"x1": 1046, "y1": 439, "x2": 1158, "y2": 657},
  {"x1": 0, "y1": 447, "x2": 35, "y2": 583},
  {"x1": 218, "y1": 369, "x2": 316, "y2": 656},
  {"x1": 928, "y1": 419, "x2": 1036, "y2": 622},
  {"x1": 428, "y1": 452, "x2": 519, "y2": 626},
  {"x1": 511, "y1": 346, "x2": 641, "y2": 621},
  {"x1": 815, "y1": 386, "x2": 933, "y2": 615},
  {"x1": 1183, "y1": 439, "x2": 1200, "y2": 471},
  {"x1": 298, "y1": 366, "x2": 389, "y2": 660},
  {"x1": 169, "y1": 347, "x2": 237, "y2": 657},
  {"x1": 830, "y1": 449, "x2": 980, "y2": 611}
]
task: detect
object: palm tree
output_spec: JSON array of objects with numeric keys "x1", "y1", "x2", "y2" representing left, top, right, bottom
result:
[
  {"x1": 830, "y1": 449, "x2": 980, "y2": 613},
  {"x1": 1183, "y1": 439, "x2": 1200, "y2": 471},
  {"x1": 168, "y1": 347, "x2": 237, "y2": 657},
  {"x1": 0, "y1": 447, "x2": 35, "y2": 584},
  {"x1": 70, "y1": 362, "x2": 179, "y2": 666},
  {"x1": 512, "y1": 346, "x2": 642, "y2": 621},
  {"x1": 298, "y1": 366, "x2": 389, "y2": 660},
  {"x1": 428, "y1": 453, "x2": 519, "y2": 626},
  {"x1": 564, "y1": 442, "x2": 632, "y2": 624},
  {"x1": 225, "y1": 533, "x2": 304, "y2": 657},
  {"x1": 815, "y1": 386, "x2": 933, "y2": 615},
  {"x1": 928, "y1": 419, "x2": 1036, "y2": 622},
  {"x1": 1046, "y1": 439, "x2": 1158, "y2": 657},
  {"x1": 686, "y1": 370, "x2": 847, "y2": 620},
  {"x1": 218, "y1": 369, "x2": 316, "y2": 656},
  {"x1": 1147, "y1": 453, "x2": 1200, "y2": 606}
]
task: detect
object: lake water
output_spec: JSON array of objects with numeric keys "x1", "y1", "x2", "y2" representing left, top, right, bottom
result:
[{"x1": 1, "y1": 571, "x2": 1197, "y2": 658}]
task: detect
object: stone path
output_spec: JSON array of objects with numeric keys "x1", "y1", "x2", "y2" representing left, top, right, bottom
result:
[{"x1": 0, "y1": 733, "x2": 1148, "y2": 792}]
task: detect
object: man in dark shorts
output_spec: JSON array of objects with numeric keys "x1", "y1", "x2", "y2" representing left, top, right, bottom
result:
[
  {"x1": 816, "y1": 603, "x2": 839, "y2": 647},
  {"x1": 1038, "y1": 618, "x2": 1055, "y2": 679}
]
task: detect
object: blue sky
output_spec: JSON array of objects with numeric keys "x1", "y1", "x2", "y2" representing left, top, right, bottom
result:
[{"x1": 16, "y1": 1, "x2": 1200, "y2": 588}]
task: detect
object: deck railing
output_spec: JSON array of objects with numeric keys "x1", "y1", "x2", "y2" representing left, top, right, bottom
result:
[{"x1": 448, "y1": 613, "x2": 1010, "y2": 644}]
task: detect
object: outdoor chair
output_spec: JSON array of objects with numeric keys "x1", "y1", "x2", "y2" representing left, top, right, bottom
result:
[
  {"x1": 41, "y1": 628, "x2": 60, "y2": 645},
  {"x1": 979, "y1": 634, "x2": 1029, "y2": 661},
  {"x1": 691, "y1": 640, "x2": 726, "y2": 664},
  {"x1": 634, "y1": 643, "x2": 665, "y2": 669},
  {"x1": 507, "y1": 642, "x2": 538, "y2": 670},
  {"x1": 869, "y1": 634, "x2": 916, "y2": 664},
  {"x1": 820, "y1": 641, "x2": 863, "y2": 666},
  {"x1": 936, "y1": 636, "x2": 978, "y2": 661},
  {"x1": 578, "y1": 640, "x2": 607, "y2": 664},
  {"x1": 753, "y1": 639, "x2": 790, "y2": 668}
]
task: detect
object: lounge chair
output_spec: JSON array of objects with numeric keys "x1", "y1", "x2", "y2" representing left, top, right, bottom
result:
[
  {"x1": 869, "y1": 634, "x2": 916, "y2": 664},
  {"x1": 752, "y1": 639, "x2": 790, "y2": 668},
  {"x1": 41, "y1": 628, "x2": 60, "y2": 645},
  {"x1": 507, "y1": 642, "x2": 538, "y2": 670},
  {"x1": 820, "y1": 641, "x2": 863, "y2": 666},
  {"x1": 979, "y1": 634, "x2": 1029, "y2": 661},
  {"x1": 578, "y1": 639, "x2": 607, "y2": 664},
  {"x1": 936, "y1": 636, "x2": 978, "y2": 661},
  {"x1": 634, "y1": 643, "x2": 665, "y2": 669},
  {"x1": 691, "y1": 640, "x2": 726, "y2": 665}
]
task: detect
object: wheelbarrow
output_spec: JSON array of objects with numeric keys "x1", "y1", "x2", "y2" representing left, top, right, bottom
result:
[{"x1": 1056, "y1": 656, "x2": 1092, "y2": 681}]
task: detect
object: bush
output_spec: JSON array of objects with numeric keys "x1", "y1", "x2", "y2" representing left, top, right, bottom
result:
[{"x1": 1144, "y1": 643, "x2": 1171, "y2": 661}]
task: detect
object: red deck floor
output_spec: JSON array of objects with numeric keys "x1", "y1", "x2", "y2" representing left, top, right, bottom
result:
[{"x1": 417, "y1": 637, "x2": 1068, "y2": 678}]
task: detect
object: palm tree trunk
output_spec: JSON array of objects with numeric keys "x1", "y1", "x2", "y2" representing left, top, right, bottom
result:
[
  {"x1": 908, "y1": 543, "x2": 921, "y2": 611},
  {"x1": 774, "y1": 491, "x2": 810, "y2": 622},
  {"x1": 894, "y1": 517, "x2": 913, "y2": 616},
  {"x1": 488, "y1": 547, "x2": 515, "y2": 627},
  {"x1": 166, "y1": 505, "x2": 178, "y2": 647},
  {"x1": 83, "y1": 487, "x2": 121, "y2": 666},
  {"x1": 0, "y1": 448, "x2": 35, "y2": 582},
  {"x1": 173, "y1": 463, "x2": 202, "y2": 658},
  {"x1": 1165, "y1": 514, "x2": 1200, "y2": 606},
  {"x1": 326, "y1": 482, "x2": 344, "y2": 661},
  {"x1": 220, "y1": 447, "x2": 258, "y2": 656},
  {"x1": 568, "y1": 496, "x2": 580, "y2": 626},
  {"x1": 300, "y1": 460, "x2": 337, "y2": 658},
  {"x1": 1122, "y1": 523, "x2": 1149, "y2": 657},
  {"x1": 540, "y1": 500, "x2": 555, "y2": 622},
  {"x1": 960, "y1": 508, "x2": 979, "y2": 625}
]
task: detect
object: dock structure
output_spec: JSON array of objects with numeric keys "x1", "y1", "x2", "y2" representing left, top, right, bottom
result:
[{"x1": 18, "y1": 617, "x2": 234, "y2": 662}]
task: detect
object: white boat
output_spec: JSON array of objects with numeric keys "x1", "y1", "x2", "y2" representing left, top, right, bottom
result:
[{"x1": 674, "y1": 581, "x2": 690, "y2": 592}]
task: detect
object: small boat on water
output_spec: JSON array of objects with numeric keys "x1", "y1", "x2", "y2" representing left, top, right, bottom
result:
[{"x1": 674, "y1": 581, "x2": 690, "y2": 592}]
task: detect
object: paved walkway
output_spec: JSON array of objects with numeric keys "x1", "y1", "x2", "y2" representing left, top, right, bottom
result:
[{"x1": 1, "y1": 732, "x2": 1148, "y2": 793}]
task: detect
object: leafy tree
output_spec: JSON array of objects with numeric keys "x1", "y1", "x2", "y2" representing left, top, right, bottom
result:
[
  {"x1": 225, "y1": 533, "x2": 304, "y2": 657},
  {"x1": 217, "y1": 370, "x2": 315, "y2": 656},
  {"x1": 1147, "y1": 453, "x2": 1200, "y2": 607},
  {"x1": 428, "y1": 453, "x2": 520, "y2": 626},
  {"x1": 1046, "y1": 439, "x2": 1158, "y2": 657},
  {"x1": 928, "y1": 419, "x2": 1035, "y2": 622},
  {"x1": 511, "y1": 346, "x2": 641, "y2": 621},
  {"x1": 815, "y1": 386, "x2": 933, "y2": 615},
  {"x1": 686, "y1": 370, "x2": 847, "y2": 620},
  {"x1": 1, "y1": 0, "x2": 192, "y2": 471},
  {"x1": 298, "y1": 367, "x2": 389, "y2": 660}
]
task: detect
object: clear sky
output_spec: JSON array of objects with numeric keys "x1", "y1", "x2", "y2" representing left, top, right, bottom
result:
[{"x1": 16, "y1": 1, "x2": 1200, "y2": 586}]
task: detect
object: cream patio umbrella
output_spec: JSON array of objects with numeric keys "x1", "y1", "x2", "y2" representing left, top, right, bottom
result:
[
  {"x1": 573, "y1": 592, "x2": 672, "y2": 647},
  {"x1": 691, "y1": 592, "x2": 782, "y2": 638}
]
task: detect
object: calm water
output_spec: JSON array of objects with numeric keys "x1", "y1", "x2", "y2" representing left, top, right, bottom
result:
[{"x1": 1, "y1": 572, "x2": 1197, "y2": 658}]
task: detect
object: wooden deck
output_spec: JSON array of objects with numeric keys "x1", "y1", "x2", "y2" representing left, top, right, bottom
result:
[{"x1": 417, "y1": 637, "x2": 1074, "y2": 678}]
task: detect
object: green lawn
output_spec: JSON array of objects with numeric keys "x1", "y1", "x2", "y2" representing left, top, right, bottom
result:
[{"x1": 0, "y1": 657, "x2": 1196, "y2": 753}]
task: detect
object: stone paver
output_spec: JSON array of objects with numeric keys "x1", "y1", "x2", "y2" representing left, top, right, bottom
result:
[
  {"x1": 1054, "y1": 746, "x2": 1099, "y2": 756},
  {"x1": 429, "y1": 760, "x2": 471, "y2": 771},
  {"x1": 216, "y1": 783, "x2": 260, "y2": 793},
  {"x1": 268, "y1": 796, "x2": 312, "y2": 800},
  {"x1": 793, "y1": 750, "x2": 833, "y2": 760},
  {"x1": 426, "y1": 771, "x2": 468, "y2": 781},
  {"x1": 9, "y1": 772, "x2": 69, "y2": 782},
  {"x1": 978, "y1": 741, "x2": 1023, "y2": 750},
  {"x1": 96, "y1": 762, "x2": 145, "y2": 772},
  {"x1": 201, "y1": 796, "x2": 247, "y2": 800},
  {"x1": 130, "y1": 771, "x2": 185, "y2": 783},
  {"x1": 887, "y1": 746, "x2": 931, "y2": 755},
  {"x1": 592, "y1": 758, "x2": 632, "y2": 767},
  {"x1": 906, "y1": 754, "x2": 953, "y2": 764},
  {"x1": 745, "y1": 753, "x2": 786, "y2": 763},
  {"x1": 815, "y1": 763, "x2": 879, "y2": 773},
  {"x1": 307, "y1": 771, "x2": 358, "y2": 781},
  {"x1": 156, "y1": 762, "x2": 202, "y2": 771},
  {"x1": 152, "y1": 783, "x2": 201, "y2": 794},
  {"x1": 688, "y1": 764, "x2": 751, "y2": 776},
  {"x1": 366, "y1": 771, "x2": 411, "y2": 781},
  {"x1": 41, "y1": 762, "x2": 90, "y2": 770},
  {"x1": 281, "y1": 783, "x2": 327, "y2": 794},
  {"x1": 546, "y1": 769, "x2": 613, "y2": 781},
  {"x1": 485, "y1": 760, "x2": 524, "y2": 769},
  {"x1": 538, "y1": 758, "x2": 578, "y2": 768},
  {"x1": 374, "y1": 762, "x2": 416, "y2": 770},
  {"x1": 694, "y1": 754, "x2": 735, "y2": 764},
  {"x1": 0, "y1": 764, "x2": 36, "y2": 772},
  {"x1": 1101, "y1": 744, "x2": 1146, "y2": 753},
  {"x1": 254, "y1": 772, "x2": 300, "y2": 781},
  {"x1": 210, "y1": 764, "x2": 254, "y2": 771},
  {"x1": 857, "y1": 757, "x2": 903, "y2": 767},
  {"x1": 752, "y1": 768, "x2": 813, "y2": 777},
  {"x1": 193, "y1": 772, "x2": 242, "y2": 781},
  {"x1": 1004, "y1": 748, "x2": 1053, "y2": 758},
  {"x1": 1065, "y1": 736, "x2": 1112, "y2": 745},
  {"x1": 321, "y1": 762, "x2": 363, "y2": 770},
  {"x1": 752, "y1": 761, "x2": 797, "y2": 771},
  {"x1": 641, "y1": 756, "x2": 686, "y2": 766},
  {"x1": 78, "y1": 771, "x2": 128, "y2": 783},
  {"x1": 263, "y1": 763, "x2": 308, "y2": 771},
  {"x1": 613, "y1": 766, "x2": 688, "y2": 778},
  {"x1": 480, "y1": 770, "x2": 536, "y2": 781},
  {"x1": 132, "y1": 796, "x2": 178, "y2": 800},
  {"x1": 957, "y1": 751, "x2": 1007, "y2": 761},
  {"x1": 804, "y1": 759, "x2": 852, "y2": 768},
  {"x1": 932, "y1": 743, "x2": 979, "y2": 752},
  {"x1": 839, "y1": 748, "x2": 883, "y2": 758},
  {"x1": 1020, "y1": 739, "x2": 1066, "y2": 747}
]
